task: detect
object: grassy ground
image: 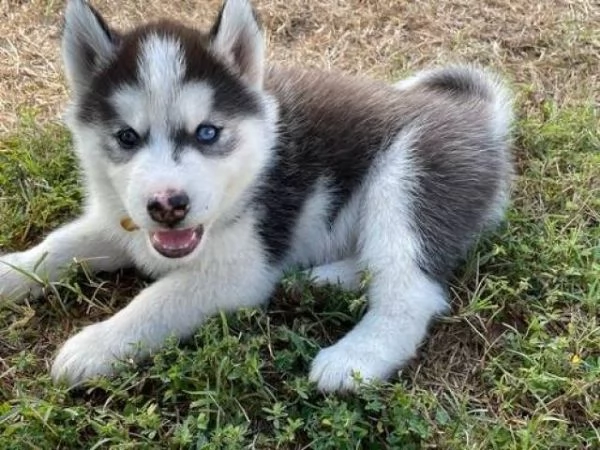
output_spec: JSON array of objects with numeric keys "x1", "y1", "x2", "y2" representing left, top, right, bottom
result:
[{"x1": 1, "y1": 0, "x2": 599, "y2": 448}]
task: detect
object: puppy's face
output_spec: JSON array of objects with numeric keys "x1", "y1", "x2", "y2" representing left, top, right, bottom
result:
[{"x1": 63, "y1": 0, "x2": 275, "y2": 259}]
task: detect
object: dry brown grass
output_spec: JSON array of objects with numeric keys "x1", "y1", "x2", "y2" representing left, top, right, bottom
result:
[{"x1": 1, "y1": 0, "x2": 598, "y2": 134}]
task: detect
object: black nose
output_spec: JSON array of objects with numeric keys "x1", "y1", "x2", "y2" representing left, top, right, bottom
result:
[{"x1": 147, "y1": 190, "x2": 190, "y2": 226}]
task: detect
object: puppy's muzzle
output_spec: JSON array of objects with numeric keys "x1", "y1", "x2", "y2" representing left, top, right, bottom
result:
[{"x1": 147, "y1": 189, "x2": 190, "y2": 227}]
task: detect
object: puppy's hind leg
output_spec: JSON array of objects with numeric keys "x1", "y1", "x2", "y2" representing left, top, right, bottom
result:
[
  {"x1": 309, "y1": 242, "x2": 446, "y2": 392},
  {"x1": 309, "y1": 132, "x2": 448, "y2": 392}
]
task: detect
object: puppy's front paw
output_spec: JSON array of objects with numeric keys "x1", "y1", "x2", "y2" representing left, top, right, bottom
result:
[
  {"x1": 0, "y1": 253, "x2": 43, "y2": 302},
  {"x1": 51, "y1": 323, "x2": 124, "y2": 387},
  {"x1": 309, "y1": 341, "x2": 401, "y2": 392}
]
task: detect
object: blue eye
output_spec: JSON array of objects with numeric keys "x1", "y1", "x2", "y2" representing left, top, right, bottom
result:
[{"x1": 195, "y1": 124, "x2": 220, "y2": 145}]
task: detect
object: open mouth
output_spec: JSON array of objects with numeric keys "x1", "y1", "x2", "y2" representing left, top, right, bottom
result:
[{"x1": 149, "y1": 225, "x2": 204, "y2": 258}]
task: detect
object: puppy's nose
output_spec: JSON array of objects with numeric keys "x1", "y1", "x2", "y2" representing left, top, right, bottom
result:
[{"x1": 147, "y1": 190, "x2": 190, "y2": 226}]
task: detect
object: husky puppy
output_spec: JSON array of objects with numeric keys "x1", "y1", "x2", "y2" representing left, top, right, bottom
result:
[{"x1": 0, "y1": 0, "x2": 512, "y2": 391}]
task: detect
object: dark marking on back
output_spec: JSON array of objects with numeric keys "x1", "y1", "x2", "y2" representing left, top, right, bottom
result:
[
  {"x1": 254, "y1": 66, "x2": 509, "y2": 271},
  {"x1": 254, "y1": 69, "x2": 411, "y2": 262}
]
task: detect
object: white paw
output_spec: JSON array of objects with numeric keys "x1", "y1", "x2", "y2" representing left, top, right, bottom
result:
[
  {"x1": 309, "y1": 341, "x2": 401, "y2": 392},
  {"x1": 305, "y1": 259, "x2": 361, "y2": 291},
  {"x1": 51, "y1": 322, "x2": 124, "y2": 387},
  {"x1": 0, "y1": 253, "x2": 43, "y2": 302}
]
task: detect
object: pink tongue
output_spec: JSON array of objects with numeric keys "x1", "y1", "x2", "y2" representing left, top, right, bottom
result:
[{"x1": 153, "y1": 229, "x2": 195, "y2": 248}]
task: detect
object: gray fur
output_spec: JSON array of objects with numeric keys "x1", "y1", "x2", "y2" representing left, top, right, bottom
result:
[{"x1": 257, "y1": 66, "x2": 513, "y2": 275}]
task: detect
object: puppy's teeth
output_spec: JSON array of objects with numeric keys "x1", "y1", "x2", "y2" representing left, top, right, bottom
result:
[{"x1": 120, "y1": 217, "x2": 139, "y2": 232}]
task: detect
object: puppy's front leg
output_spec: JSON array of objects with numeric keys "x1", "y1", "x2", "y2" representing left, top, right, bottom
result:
[
  {"x1": 51, "y1": 250, "x2": 277, "y2": 386},
  {"x1": 0, "y1": 213, "x2": 131, "y2": 302}
]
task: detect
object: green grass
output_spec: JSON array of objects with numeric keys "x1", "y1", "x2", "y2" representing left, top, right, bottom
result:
[{"x1": 0, "y1": 100, "x2": 599, "y2": 449}]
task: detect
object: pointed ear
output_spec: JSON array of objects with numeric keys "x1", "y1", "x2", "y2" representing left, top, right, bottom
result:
[
  {"x1": 62, "y1": 0, "x2": 118, "y2": 93},
  {"x1": 209, "y1": 0, "x2": 265, "y2": 88}
]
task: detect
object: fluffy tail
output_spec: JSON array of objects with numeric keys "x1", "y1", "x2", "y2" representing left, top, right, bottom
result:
[{"x1": 395, "y1": 64, "x2": 513, "y2": 140}]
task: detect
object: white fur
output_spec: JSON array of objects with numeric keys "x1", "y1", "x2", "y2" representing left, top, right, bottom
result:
[
  {"x1": 309, "y1": 128, "x2": 448, "y2": 391},
  {"x1": 0, "y1": 214, "x2": 131, "y2": 302},
  {"x1": 306, "y1": 259, "x2": 361, "y2": 291},
  {"x1": 51, "y1": 213, "x2": 278, "y2": 385},
  {"x1": 105, "y1": 34, "x2": 276, "y2": 262},
  {"x1": 287, "y1": 178, "x2": 359, "y2": 269},
  {"x1": 62, "y1": 0, "x2": 116, "y2": 91},
  {"x1": 177, "y1": 83, "x2": 215, "y2": 131},
  {"x1": 139, "y1": 34, "x2": 186, "y2": 110},
  {"x1": 210, "y1": 0, "x2": 265, "y2": 87}
]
